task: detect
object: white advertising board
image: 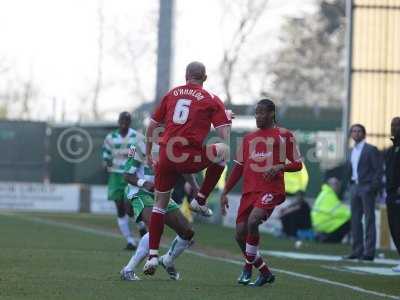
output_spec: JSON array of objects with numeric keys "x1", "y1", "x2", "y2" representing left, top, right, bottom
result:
[
  {"x1": 0, "y1": 182, "x2": 80, "y2": 212},
  {"x1": 90, "y1": 185, "x2": 115, "y2": 214}
]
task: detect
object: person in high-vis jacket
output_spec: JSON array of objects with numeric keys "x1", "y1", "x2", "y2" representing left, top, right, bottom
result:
[
  {"x1": 284, "y1": 162, "x2": 309, "y2": 195},
  {"x1": 312, "y1": 177, "x2": 351, "y2": 243}
]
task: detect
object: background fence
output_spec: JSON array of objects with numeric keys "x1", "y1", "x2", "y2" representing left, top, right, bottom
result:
[{"x1": 0, "y1": 106, "x2": 346, "y2": 197}]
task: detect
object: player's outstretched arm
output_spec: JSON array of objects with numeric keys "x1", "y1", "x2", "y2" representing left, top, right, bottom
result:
[
  {"x1": 215, "y1": 124, "x2": 231, "y2": 144},
  {"x1": 284, "y1": 134, "x2": 303, "y2": 172},
  {"x1": 265, "y1": 137, "x2": 302, "y2": 179},
  {"x1": 102, "y1": 135, "x2": 113, "y2": 169},
  {"x1": 220, "y1": 162, "x2": 243, "y2": 215},
  {"x1": 214, "y1": 125, "x2": 232, "y2": 162},
  {"x1": 222, "y1": 162, "x2": 243, "y2": 195},
  {"x1": 124, "y1": 172, "x2": 154, "y2": 192}
]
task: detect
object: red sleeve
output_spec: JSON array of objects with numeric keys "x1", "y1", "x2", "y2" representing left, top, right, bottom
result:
[
  {"x1": 211, "y1": 96, "x2": 231, "y2": 128},
  {"x1": 223, "y1": 162, "x2": 243, "y2": 193},
  {"x1": 223, "y1": 137, "x2": 246, "y2": 193},
  {"x1": 284, "y1": 132, "x2": 302, "y2": 172},
  {"x1": 234, "y1": 137, "x2": 245, "y2": 165},
  {"x1": 151, "y1": 94, "x2": 168, "y2": 124}
]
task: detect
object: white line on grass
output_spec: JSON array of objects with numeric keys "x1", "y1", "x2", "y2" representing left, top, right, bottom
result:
[
  {"x1": 187, "y1": 251, "x2": 399, "y2": 300},
  {"x1": 261, "y1": 250, "x2": 399, "y2": 266},
  {"x1": 5, "y1": 213, "x2": 399, "y2": 300},
  {"x1": 321, "y1": 265, "x2": 367, "y2": 275}
]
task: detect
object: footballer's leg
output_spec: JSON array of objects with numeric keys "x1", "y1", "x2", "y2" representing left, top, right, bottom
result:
[
  {"x1": 144, "y1": 148, "x2": 179, "y2": 273},
  {"x1": 235, "y1": 196, "x2": 255, "y2": 285},
  {"x1": 246, "y1": 207, "x2": 275, "y2": 287},
  {"x1": 235, "y1": 222, "x2": 247, "y2": 253},
  {"x1": 236, "y1": 222, "x2": 266, "y2": 286},
  {"x1": 160, "y1": 207, "x2": 195, "y2": 280},
  {"x1": 115, "y1": 200, "x2": 137, "y2": 250},
  {"x1": 121, "y1": 234, "x2": 147, "y2": 281},
  {"x1": 110, "y1": 173, "x2": 137, "y2": 250},
  {"x1": 144, "y1": 156, "x2": 178, "y2": 276},
  {"x1": 143, "y1": 189, "x2": 172, "y2": 275},
  {"x1": 126, "y1": 201, "x2": 148, "y2": 237},
  {"x1": 125, "y1": 200, "x2": 134, "y2": 218},
  {"x1": 191, "y1": 143, "x2": 229, "y2": 216},
  {"x1": 236, "y1": 221, "x2": 253, "y2": 285},
  {"x1": 121, "y1": 205, "x2": 152, "y2": 281}
]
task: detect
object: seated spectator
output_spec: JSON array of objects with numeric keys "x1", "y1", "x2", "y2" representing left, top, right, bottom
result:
[
  {"x1": 280, "y1": 192, "x2": 313, "y2": 239},
  {"x1": 311, "y1": 177, "x2": 351, "y2": 243}
]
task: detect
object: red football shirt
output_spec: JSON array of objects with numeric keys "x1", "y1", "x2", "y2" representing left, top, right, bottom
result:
[
  {"x1": 152, "y1": 83, "x2": 231, "y2": 148},
  {"x1": 235, "y1": 127, "x2": 300, "y2": 194}
]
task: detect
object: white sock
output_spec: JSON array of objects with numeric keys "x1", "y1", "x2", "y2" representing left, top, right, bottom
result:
[
  {"x1": 125, "y1": 233, "x2": 149, "y2": 271},
  {"x1": 117, "y1": 215, "x2": 135, "y2": 244},
  {"x1": 163, "y1": 235, "x2": 192, "y2": 266}
]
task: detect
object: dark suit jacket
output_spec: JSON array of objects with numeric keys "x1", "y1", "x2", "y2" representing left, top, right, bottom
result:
[
  {"x1": 346, "y1": 142, "x2": 383, "y2": 191},
  {"x1": 385, "y1": 138, "x2": 400, "y2": 200}
]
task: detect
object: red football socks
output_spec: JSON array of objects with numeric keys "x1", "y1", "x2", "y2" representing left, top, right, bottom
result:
[
  {"x1": 244, "y1": 260, "x2": 253, "y2": 272},
  {"x1": 148, "y1": 207, "x2": 166, "y2": 258},
  {"x1": 196, "y1": 163, "x2": 225, "y2": 205},
  {"x1": 241, "y1": 248, "x2": 253, "y2": 271},
  {"x1": 253, "y1": 256, "x2": 272, "y2": 275},
  {"x1": 243, "y1": 241, "x2": 272, "y2": 275}
]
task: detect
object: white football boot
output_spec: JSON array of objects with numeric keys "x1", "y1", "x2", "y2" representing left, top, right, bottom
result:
[
  {"x1": 190, "y1": 199, "x2": 213, "y2": 217},
  {"x1": 159, "y1": 255, "x2": 180, "y2": 280},
  {"x1": 120, "y1": 268, "x2": 140, "y2": 281},
  {"x1": 143, "y1": 256, "x2": 159, "y2": 276}
]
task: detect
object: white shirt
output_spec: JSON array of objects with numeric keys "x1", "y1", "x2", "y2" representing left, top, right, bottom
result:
[{"x1": 351, "y1": 140, "x2": 366, "y2": 183}]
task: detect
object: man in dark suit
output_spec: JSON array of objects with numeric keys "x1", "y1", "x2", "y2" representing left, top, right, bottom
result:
[
  {"x1": 385, "y1": 117, "x2": 400, "y2": 272},
  {"x1": 345, "y1": 124, "x2": 383, "y2": 261}
]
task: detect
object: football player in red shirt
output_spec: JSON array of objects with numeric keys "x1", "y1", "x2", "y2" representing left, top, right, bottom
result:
[
  {"x1": 143, "y1": 62, "x2": 232, "y2": 275},
  {"x1": 220, "y1": 99, "x2": 302, "y2": 287}
]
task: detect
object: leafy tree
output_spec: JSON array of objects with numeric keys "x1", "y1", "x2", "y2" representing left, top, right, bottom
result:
[{"x1": 265, "y1": 0, "x2": 345, "y2": 108}]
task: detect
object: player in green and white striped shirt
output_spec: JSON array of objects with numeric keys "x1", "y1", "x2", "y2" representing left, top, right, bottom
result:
[
  {"x1": 102, "y1": 112, "x2": 146, "y2": 250},
  {"x1": 120, "y1": 142, "x2": 198, "y2": 281}
]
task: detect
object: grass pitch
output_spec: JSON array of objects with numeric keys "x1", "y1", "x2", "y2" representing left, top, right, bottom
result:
[{"x1": 0, "y1": 212, "x2": 399, "y2": 300}]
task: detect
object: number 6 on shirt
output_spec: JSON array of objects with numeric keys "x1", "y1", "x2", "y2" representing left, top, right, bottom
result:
[{"x1": 173, "y1": 99, "x2": 192, "y2": 124}]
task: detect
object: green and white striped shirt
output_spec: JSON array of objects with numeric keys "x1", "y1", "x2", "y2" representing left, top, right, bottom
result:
[
  {"x1": 124, "y1": 142, "x2": 155, "y2": 199},
  {"x1": 102, "y1": 128, "x2": 144, "y2": 174}
]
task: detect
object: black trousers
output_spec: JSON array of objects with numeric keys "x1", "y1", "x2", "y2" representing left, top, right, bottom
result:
[
  {"x1": 387, "y1": 200, "x2": 400, "y2": 255},
  {"x1": 318, "y1": 221, "x2": 351, "y2": 243},
  {"x1": 280, "y1": 201, "x2": 311, "y2": 237}
]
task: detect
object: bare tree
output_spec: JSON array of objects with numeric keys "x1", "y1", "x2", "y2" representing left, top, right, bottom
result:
[
  {"x1": 110, "y1": 10, "x2": 157, "y2": 104},
  {"x1": 91, "y1": 0, "x2": 104, "y2": 120},
  {"x1": 72, "y1": 2, "x2": 157, "y2": 121},
  {"x1": 0, "y1": 56, "x2": 10, "y2": 75},
  {"x1": 0, "y1": 58, "x2": 10, "y2": 118},
  {"x1": 111, "y1": 27, "x2": 152, "y2": 101},
  {"x1": 20, "y1": 80, "x2": 36, "y2": 119},
  {"x1": 0, "y1": 77, "x2": 39, "y2": 120},
  {"x1": 266, "y1": 0, "x2": 345, "y2": 108},
  {"x1": 0, "y1": 56, "x2": 39, "y2": 120},
  {"x1": 219, "y1": 0, "x2": 269, "y2": 105}
]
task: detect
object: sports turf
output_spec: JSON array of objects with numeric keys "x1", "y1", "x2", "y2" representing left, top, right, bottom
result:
[{"x1": 0, "y1": 212, "x2": 398, "y2": 300}]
